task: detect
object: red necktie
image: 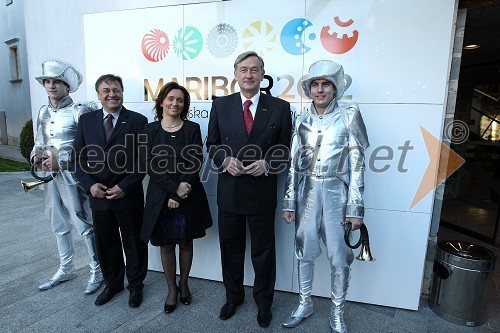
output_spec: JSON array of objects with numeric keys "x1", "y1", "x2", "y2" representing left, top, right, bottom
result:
[
  {"x1": 104, "y1": 114, "x2": 114, "y2": 141},
  {"x1": 243, "y1": 100, "x2": 253, "y2": 134}
]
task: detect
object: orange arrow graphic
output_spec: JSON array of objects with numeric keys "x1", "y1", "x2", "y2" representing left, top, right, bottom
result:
[{"x1": 409, "y1": 126, "x2": 465, "y2": 210}]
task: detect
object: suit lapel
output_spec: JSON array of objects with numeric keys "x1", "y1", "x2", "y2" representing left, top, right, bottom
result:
[
  {"x1": 96, "y1": 109, "x2": 106, "y2": 144},
  {"x1": 247, "y1": 94, "x2": 272, "y2": 142},
  {"x1": 105, "y1": 107, "x2": 130, "y2": 148}
]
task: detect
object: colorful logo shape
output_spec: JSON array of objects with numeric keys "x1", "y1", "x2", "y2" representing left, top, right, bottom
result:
[
  {"x1": 207, "y1": 23, "x2": 238, "y2": 58},
  {"x1": 241, "y1": 21, "x2": 276, "y2": 56},
  {"x1": 280, "y1": 18, "x2": 316, "y2": 55},
  {"x1": 320, "y1": 16, "x2": 359, "y2": 54},
  {"x1": 173, "y1": 26, "x2": 203, "y2": 60},
  {"x1": 142, "y1": 29, "x2": 170, "y2": 62}
]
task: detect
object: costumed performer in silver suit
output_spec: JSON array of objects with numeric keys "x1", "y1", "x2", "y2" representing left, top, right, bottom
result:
[
  {"x1": 31, "y1": 59, "x2": 103, "y2": 294},
  {"x1": 281, "y1": 60, "x2": 369, "y2": 333}
]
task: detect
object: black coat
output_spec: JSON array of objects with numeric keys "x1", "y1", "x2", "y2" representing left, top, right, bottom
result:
[
  {"x1": 206, "y1": 93, "x2": 293, "y2": 214},
  {"x1": 74, "y1": 107, "x2": 147, "y2": 211},
  {"x1": 140, "y1": 120, "x2": 212, "y2": 243}
]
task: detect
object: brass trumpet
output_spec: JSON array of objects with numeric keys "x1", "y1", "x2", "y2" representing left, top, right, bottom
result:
[
  {"x1": 20, "y1": 158, "x2": 56, "y2": 193},
  {"x1": 21, "y1": 179, "x2": 45, "y2": 193},
  {"x1": 344, "y1": 223, "x2": 375, "y2": 262}
]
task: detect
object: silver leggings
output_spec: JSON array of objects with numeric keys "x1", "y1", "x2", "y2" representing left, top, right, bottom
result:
[{"x1": 294, "y1": 176, "x2": 353, "y2": 268}]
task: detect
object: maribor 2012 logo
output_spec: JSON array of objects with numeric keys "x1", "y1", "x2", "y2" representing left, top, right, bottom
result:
[
  {"x1": 141, "y1": 15, "x2": 360, "y2": 62},
  {"x1": 241, "y1": 21, "x2": 276, "y2": 56},
  {"x1": 141, "y1": 29, "x2": 170, "y2": 62},
  {"x1": 280, "y1": 18, "x2": 315, "y2": 55},
  {"x1": 173, "y1": 26, "x2": 203, "y2": 60},
  {"x1": 320, "y1": 16, "x2": 359, "y2": 54},
  {"x1": 280, "y1": 16, "x2": 359, "y2": 55},
  {"x1": 207, "y1": 23, "x2": 238, "y2": 58}
]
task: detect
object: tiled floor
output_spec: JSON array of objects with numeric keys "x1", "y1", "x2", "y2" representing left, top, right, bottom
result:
[
  {"x1": 0, "y1": 143, "x2": 499, "y2": 332},
  {"x1": 0, "y1": 169, "x2": 498, "y2": 332}
]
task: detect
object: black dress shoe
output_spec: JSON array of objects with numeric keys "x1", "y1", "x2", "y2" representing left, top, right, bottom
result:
[
  {"x1": 219, "y1": 302, "x2": 238, "y2": 320},
  {"x1": 129, "y1": 289, "x2": 143, "y2": 308},
  {"x1": 95, "y1": 286, "x2": 124, "y2": 306},
  {"x1": 164, "y1": 301, "x2": 177, "y2": 314},
  {"x1": 257, "y1": 307, "x2": 272, "y2": 328}
]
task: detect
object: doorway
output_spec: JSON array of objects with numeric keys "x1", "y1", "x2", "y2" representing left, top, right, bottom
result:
[{"x1": 440, "y1": 4, "x2": 500, "y2": 245}]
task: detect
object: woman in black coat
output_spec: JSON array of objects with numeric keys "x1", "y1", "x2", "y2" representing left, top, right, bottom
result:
[{"x1": 140, "y1": 82, "x2": 212, "y2": 314}]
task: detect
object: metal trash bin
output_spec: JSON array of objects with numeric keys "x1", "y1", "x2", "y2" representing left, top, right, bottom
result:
[{"x1": 429, "y1": 240, "x2": 496, "y2": 326}]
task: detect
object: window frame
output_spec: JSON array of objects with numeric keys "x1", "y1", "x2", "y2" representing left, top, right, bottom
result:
[{"x1": 5, "y1": 37, "x2": 22, "y2": 82}]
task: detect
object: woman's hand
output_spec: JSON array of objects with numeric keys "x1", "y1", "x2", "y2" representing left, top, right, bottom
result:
[
  {"x1": 167, "y1": 198, "x2": 180, "y2": 209},
  {"x1": 176, "y1": 182, "x2": 192, "y2": 199}
]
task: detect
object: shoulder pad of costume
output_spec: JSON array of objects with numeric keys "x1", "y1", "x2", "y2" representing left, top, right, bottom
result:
[
  {"x1": 74, "y1": 101, "x2": 99, "y2": 111},
  {"x1": 338, "y1": 100, "x2": 359, "y2": 110}
]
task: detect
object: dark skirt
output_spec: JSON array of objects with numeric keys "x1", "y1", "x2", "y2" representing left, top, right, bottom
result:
[{"x1": 150, "y1": 203, "x2": 188, "y2": 246}]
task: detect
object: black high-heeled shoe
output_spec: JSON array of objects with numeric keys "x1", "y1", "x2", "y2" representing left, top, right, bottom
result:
[
  {"x1": 164, "y1": 286, "x2": 178, "y2": 314},
  {"x1": 179, "y1": 283, "x2": 192, "y2": 305},
  {"x1": 164, "y1": 301, "x2": 177, "y2": 314}
]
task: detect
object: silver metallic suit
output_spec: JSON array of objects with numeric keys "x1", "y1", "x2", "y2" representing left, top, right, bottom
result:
[
  {"x1": 281, "y1": 60, "x2": 369, "y2": 332},
  {"x1": 31, "y1": 95, "x2": 103, "y2": 294}
]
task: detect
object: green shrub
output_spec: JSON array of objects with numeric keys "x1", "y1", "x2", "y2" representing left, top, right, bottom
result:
[{"x1": 19, "y1": 119, "x2": 34, "y2": 163}]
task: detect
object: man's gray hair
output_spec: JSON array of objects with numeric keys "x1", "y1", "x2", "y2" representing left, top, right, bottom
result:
[{"x1": 233, "y1": 51, "x2": 264, "y2": 71}]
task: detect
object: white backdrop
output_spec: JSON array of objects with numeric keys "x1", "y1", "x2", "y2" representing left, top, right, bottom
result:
[{"x1": 26, "y1": 0, "x2": 457, "y2": 310}]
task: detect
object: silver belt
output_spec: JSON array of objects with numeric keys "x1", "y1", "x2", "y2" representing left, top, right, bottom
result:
[{"x1": 302, "y1": 172, "x2": 337, "y2": 179}]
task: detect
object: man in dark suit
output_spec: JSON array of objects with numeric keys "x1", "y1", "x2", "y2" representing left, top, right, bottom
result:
[
  {"x1": 73, "y1": 74, "x2": 148, "y2": 308},
  {"x1": 206, "y1": 51, "x2": 292, "y2": 327}
]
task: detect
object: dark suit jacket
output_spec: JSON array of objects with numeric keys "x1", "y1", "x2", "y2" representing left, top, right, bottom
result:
[
  {"x1": 73, "y1": 107, "x2": 147, "y2": 211},
  {"x1": 206, "y1": 92, "x2": 292, "y2": 214},
  {"x1": 140, "y1": 120, "x2": 213, "y2": 243}
]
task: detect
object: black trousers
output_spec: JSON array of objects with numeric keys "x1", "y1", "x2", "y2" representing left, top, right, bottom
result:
[
  {"x1": 92, "y1": 208, "x2": 148, "y2": 291},
  {"x1": 218, "y1": 208, "x2": 276, "y2": 309}
]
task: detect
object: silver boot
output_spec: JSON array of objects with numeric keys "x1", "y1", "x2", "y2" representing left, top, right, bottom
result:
[
  {"x1": 330, "y1": 267, "x2": 350, "y2": 333},
  {"x1": 39, "y1": 234, "x2": 77, "y2": 291},
  {"x1": 281, "y1": 260, "x2": 314, "y2": 328},
  {"x1": 83, "y1": 233, "x2": 103, "y2": 294}
]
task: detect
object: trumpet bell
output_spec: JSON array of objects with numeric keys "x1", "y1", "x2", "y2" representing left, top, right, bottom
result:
[
  {"x1": 356, "y1": 243, "x2": 375, "y2": 262},
  {"x1": 21, "y1": 179, "x2": 45, "y2": 193}
]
